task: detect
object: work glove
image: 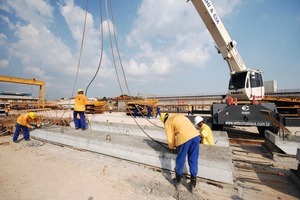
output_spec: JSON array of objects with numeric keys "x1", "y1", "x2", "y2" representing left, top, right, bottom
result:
[{"x1": 171, "y1": 148, "x2": 177, "y2": 154}]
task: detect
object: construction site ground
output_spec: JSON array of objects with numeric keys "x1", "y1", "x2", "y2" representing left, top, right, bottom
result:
[{"x1": 0, "y1": 111, "x2": 300, "y2": 200}]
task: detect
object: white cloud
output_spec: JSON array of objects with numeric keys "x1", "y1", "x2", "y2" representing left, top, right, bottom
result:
[
  {"x1": 6, "y1": 0, "x2": 54, "y2": 27},
  {"x1": 0, "y1": 33, "x2": 7, "y2": 45},
  {"x1": 123, "y1": 0, "x2": 217, "y2": 81},
  {"x1": 0, "y1": 59, "x2": 9, "y2": 69},
  {"x1": 0, "y1": 0, "x2": 246, "y2": 98},
  {"x1": 102, "y1": 20, "x2": 116, "y2": 37}
]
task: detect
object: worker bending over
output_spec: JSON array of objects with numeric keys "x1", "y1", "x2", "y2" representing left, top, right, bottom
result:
[
  {"x1": 13, "y1": 112, "x2": 41, "y2": 143},
  {"x1": 160, "y1": 113, "x2": 200, "y2": 192},
  {"x1": 194, "y1": 116, "x2": 215, "y2": 145}
]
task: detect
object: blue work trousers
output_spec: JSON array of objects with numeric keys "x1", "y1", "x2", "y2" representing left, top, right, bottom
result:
[
  {"x1": 175, "y1": 136, "x2": 200, "y2": 177},
  {"x1": 73, "y1": 111, "x2": 86, "y2": 129},
  {"x1": 13, "y1": 123, "x2": 30, "y2": 141}
]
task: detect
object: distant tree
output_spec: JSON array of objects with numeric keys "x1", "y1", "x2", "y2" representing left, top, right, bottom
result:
[{"x1": 102, "y1": 96, "x2": 108, "y2": 101}]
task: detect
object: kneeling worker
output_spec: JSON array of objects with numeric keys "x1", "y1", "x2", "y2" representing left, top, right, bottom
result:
[
  {"x1": 194, "y1": 116, "x2": 215, "y2": 145},
  {"x1": 160, "y1": 113, "x2": 200, "y2": 192}
]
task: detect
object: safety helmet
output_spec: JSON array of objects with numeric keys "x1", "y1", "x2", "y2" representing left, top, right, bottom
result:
[
  {"x1": 28, "y1": 112, "x2": 37, "y2": 119},
  {"x1": 78, "y1": 88, "x2": 83, "y2": 92},
  {"x1": 160, "y1": 113, "x2": 169, "y2": 123},
  {"x1": 194, "y1": 116, "x2": 204, "y2": 125}
]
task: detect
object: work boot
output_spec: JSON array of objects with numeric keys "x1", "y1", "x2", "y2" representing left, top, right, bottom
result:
[
  {"x1": 174, "y1": 174, "x2": 183, "y2": 191},
  {"x1": 190, "y1": 176, "x2": 197, "y2": 193}
]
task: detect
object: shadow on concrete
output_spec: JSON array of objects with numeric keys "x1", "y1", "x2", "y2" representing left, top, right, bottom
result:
[{"x1": 142, "y1": 138, "x2": 189, "y2": 187}]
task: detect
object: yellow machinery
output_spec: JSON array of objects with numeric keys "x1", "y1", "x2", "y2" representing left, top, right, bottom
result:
[
  {"x1": 0, "y1": 75, "x2": 45, "y2": 108},
  {"x1": 126, "y1": 99, "x2": 158, "y2": 117},
  {"x1": 85, "y1": 100, "x2": 106, "y2": 114}
]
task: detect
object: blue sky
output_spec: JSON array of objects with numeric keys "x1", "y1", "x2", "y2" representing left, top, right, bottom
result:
[{"x1": 0, "y1": 0, "x2": 299, "y2": 100}]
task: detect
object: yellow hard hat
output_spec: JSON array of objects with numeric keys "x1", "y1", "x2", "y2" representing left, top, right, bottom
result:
[
  {"x1": 160, "y1": 113, "x2": 169, "y2": 123},
  {"x1": 78, "y1": 88, "x2": 83, "y2": 92},
  {"x1": 28, "y1": 112, "x2": 36, "y2": 119}
]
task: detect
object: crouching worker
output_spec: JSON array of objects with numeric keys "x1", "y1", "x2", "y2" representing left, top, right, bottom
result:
[
  {"x1": 160, "y1": 113, "x2": 201, "y2": 192},
  {"x1": 194, "y1": 116, "x2": 215, "y2": 145},
  {"x1": 13, "y1": 112, "x2": 41, "y2": 143}
]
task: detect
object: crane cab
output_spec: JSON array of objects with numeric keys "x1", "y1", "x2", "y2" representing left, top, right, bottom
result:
[{"x1": 228, "y1": 69, "x2": 264, "y2": 101}]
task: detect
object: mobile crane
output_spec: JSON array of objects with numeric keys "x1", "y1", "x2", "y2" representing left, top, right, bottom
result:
[{"x1": 190, "y1": 0, "x2": 279, "y2": 134}]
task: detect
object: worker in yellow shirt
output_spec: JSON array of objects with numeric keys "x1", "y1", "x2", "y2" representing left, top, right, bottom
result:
[
  {"x1": 13, "y1": 112, "x2": 41, "y2": 143},
  {"x1": 187, "y1": 104, "x2": 192, "y2": 115},
  {"x1": 194, "y1": 116, "x2": 215, "y2": 145},
  {"x1": 160, "y1": 113, "x2": 200, "y2": 193},
  {"x1": 73, "y1": 89, "x2": 88, "y2": 130},
  {"x1": 4, "y1": 105, "x2": 10, "y2": 116},
  {"x1": 109, "y1": 104, "x2": 113, "y2": 113}
]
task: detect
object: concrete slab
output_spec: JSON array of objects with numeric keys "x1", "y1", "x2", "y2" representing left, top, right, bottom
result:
[
  {"x1": 265, "y1": 130, "x2": 300, "y2": 155},
  {"x1": 77, "y1": 121, "x2": 230, "y2": 147},
  {"x1": 31, "y1": 124, "x2": 233, "y2": 184}
]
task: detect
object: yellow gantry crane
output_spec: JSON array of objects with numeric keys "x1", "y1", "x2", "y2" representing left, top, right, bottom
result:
[{"x1": 0, "y1": 75, "x2": 45, "y2": 108}]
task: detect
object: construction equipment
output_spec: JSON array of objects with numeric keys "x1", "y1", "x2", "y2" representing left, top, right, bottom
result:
[
  {"x1": 126, "y1": 99, "x2": 158, "y2": 117},
  {"x1": 0, "y1": 102, "x2": 10, "y2": 115},
  {"x1": 190, "y1": 0, "x2": 283, "y2": 134},
  {"x1": 0, "y1": 75, "x2": 45, "y2": 108},
  {"x1": 85, "y1": 100, "x2": 106, "y2": 114}
]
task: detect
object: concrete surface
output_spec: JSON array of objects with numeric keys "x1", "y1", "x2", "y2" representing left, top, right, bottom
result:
[
  {"x1": 31, "y1": 122, "x2": 233, "y2": 184},
  {"x1": 265, "y1": 130, "x2": 300, "y2": 155}
]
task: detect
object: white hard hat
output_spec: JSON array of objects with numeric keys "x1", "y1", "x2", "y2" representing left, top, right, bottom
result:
[{"x1": 194, "y1": 116, "x2": 204, "y2": 125}]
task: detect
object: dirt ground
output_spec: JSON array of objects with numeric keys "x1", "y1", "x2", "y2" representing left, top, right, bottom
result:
[
  {"x1": 1, "y1": 112, "x2": 300, "y2": 200},
  {"x1": 0, "y1": 135, "x2": 234, "y2": 200}
]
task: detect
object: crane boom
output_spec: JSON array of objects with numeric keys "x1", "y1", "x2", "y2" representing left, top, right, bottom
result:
[
  {"x1": 191, "y1": 0, "x2": 246, "y2": 72},
  {"x1": 190, "y1": 0, "x2": 264, "y2": 101}
]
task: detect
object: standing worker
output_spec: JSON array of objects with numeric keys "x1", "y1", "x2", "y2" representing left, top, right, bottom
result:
[
  {"x1": 187, "y1": 104, "x2": 192, "y2": 115},
  {"x1": 155, "y1": 106, "x2": 161, "y2": 118},
  {"x1": 109, "y1": 103, "x2": 113, "y2": 113},
  {"x1": 160, "y1": 113, "x2": 200, "y2": 192},
  {"x1": 5, "y1": 105, "x2": 10, "y2": 116},
  {"x1": 13, "y1": 112, "x2": 41, "y2": 143},
  {"x1": 194, "y1": 116, "x2": 215, "y2": 145},
  {"x1": 74, "y1": 88, "x2": 88, "y2": 130},
  {"x1": 147, "y1": 106, "x2": 153, "y2": 119}
]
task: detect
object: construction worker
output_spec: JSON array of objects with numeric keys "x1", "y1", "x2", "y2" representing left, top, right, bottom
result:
[
  {"x1": 73, "y1": 88, "x2": 88, "y2": 130},
  {"x1": 109, "y1": 104, "x2": 113, "y2": 113},
  {"x1": 147, "y1": 106, "x2": 152, "y2": 119},
  {"x1": 4, "y1": 105, "x2": 10, "y2": 116},
  {"x1": 155, "y1": 106, "x2": 161, "y2": 118},
  {"x1": 188, "y1": 104, "x2": 192, "y2": 115},
  {"x1": 160, "y1": 113, "x2": 200, "y2": 192},
  {"x1": 194, "y1": 116, "x2": 215, "y2": 145},
  {"x1": 13, "y1": 112, "x2": 41, "y2": 143}
]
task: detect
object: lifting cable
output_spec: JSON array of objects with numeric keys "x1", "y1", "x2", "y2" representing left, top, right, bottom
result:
[
  {"x1": 85, "y1": 0, "x2": 104, "y2": 97},
  {"x1": 107, "y1": 0, "x2": 163, "y2": 129},
  {"x1": 42, "y1": 0, "x2": 90, "y2": 129},
  {"x1": 104, "y1": 0, "x2": 168, "y2": 150},
  {"x1": 42, "y1": 0, "x2": 168, "y2": 151},
  {"x1": 105, "y1": 0, "x2": 124, "y2": 95}
]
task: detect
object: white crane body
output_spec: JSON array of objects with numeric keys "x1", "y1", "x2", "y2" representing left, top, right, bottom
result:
[{"x1": 189, "y1": 0, "x2": 279, "y2": 135}]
